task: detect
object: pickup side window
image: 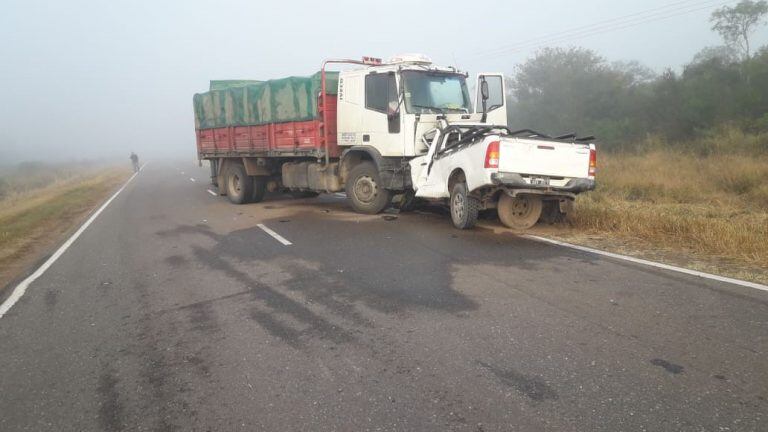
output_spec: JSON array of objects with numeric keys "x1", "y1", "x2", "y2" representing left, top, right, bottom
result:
[{"x1": 365, "y1": 73, "x2": 397, "y2": 113}]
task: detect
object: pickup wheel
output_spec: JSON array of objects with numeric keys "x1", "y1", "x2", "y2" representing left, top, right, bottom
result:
[
  {"x1": 226, "y1": 164, "x2": 253, "y2": 205},
  {"x1": 251, "y1": 177, "x2": 267, "y2": 203},
  {"x1": 498, "y1": 194, "x2": 543, "y2": 230},
  {"x1": 346, "y1": 161, "x2": 391, "y2": 214},
  {"x1": 450, "y1": 182, "x2": 479, "y2": 230}
]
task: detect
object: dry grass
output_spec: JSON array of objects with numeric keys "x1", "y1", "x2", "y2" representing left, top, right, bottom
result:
[
  {"x1": 536, "y1": 130, "x2": 768, "y2": 283},
  {"x1": 0, "y1": 166, "x2": 129, "y2": 290}
]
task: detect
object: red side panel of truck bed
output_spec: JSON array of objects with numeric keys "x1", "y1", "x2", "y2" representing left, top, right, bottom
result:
[{"x1": 196, "y1": 95, "x2": 339, "y2": 159}]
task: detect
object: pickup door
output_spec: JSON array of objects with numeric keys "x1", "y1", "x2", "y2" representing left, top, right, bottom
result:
[{"x1": 499, "y1": 138, "x2": 592, "y2": 181}]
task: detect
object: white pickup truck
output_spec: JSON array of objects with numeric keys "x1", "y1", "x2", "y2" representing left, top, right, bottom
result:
[{"x1": 409, "y1": 121, "x2": 596, "y2": 230}]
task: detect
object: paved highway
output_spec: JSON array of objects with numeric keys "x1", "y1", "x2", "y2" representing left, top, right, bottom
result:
[{"x1": 1, "y1": 161, "x2": 766, "y2": 431}]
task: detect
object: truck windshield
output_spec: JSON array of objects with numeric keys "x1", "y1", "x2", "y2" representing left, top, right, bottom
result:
[{"x1": 402, "y1": 71, "x2": 472, "y2": 114}]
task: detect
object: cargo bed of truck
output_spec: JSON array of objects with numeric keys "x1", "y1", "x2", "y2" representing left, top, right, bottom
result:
[{"x1": 196, "y1": 96, "x2": 339, "y2": 158}]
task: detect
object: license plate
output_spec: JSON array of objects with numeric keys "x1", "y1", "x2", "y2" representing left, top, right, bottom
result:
[{"x1": 530, "y1": 177, "x2": 550, "y2": 186}]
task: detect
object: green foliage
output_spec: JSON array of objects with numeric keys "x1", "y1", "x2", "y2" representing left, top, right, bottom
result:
[
  {"x1": 507, "y1": 45, "x2": 768, "y2": 151},
  {"x1": 710, "y1": 0, "x2": 768, "y2": 59}
]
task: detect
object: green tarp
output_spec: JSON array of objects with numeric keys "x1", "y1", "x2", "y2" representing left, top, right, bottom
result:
[{"x1": 193, "y1": 72, "x2": 339, "y2": 129}]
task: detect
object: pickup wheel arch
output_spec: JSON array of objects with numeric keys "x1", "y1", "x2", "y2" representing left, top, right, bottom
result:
[{"x1": 447, "y1": 168, "x2": 466, "y2": 194}]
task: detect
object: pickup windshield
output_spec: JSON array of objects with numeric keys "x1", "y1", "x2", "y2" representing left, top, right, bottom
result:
[{"x1": 402, "y1": 71, "x2": 472, "y2": 114}]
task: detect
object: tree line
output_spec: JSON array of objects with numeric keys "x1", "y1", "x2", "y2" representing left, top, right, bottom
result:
[{"x1": 505, "y1": 1, "x2": 768, "y2": 151}]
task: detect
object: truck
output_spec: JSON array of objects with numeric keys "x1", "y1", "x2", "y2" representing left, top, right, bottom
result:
[{"x1": 193, "y1": 54, "x2": 596, "y2": 230}]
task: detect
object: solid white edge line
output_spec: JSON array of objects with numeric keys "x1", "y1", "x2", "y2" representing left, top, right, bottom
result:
[
  {"x1": 0, "y1": 163, "x2": 148, "y2": 318},
  {"x1": 207, "y1": 189, "x2": 217, "y2": 196},
  {"x1": 524, "y1": 235, "x2": 768, "y2": 292},
  {"x1": 256, "y1": 224, "x2": 292, "y2": 246}
]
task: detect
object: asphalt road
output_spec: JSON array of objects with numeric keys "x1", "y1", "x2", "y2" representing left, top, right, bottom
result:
[{"x1": 1, "y1": 161, "x2": 766, "y2": 431}]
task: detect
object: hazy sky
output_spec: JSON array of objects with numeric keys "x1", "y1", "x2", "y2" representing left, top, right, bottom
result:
[{"x1": 1, "y1": 0, "x2": 766, "y2": 163}]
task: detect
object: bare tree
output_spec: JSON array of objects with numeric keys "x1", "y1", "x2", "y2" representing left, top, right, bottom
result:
[{"x1": 711, "y1": 0, "x2": 768, "y2": 59}]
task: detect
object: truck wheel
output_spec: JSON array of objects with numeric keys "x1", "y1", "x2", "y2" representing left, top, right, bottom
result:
[
  {"x1": 345, "y1": 161, "x2": 391, "y2": 214},
  {"x1": 226, "y1": 164, "x2": 253, "y2": 204},
  {"x1": 498, "y1": 194, "x2": 542, "y2": 230},
  {"x1": 450, "y1": 182, "x2": 479, "y2": 229},
  {"x1": 251, "y1": 177, "x2": 267, "y2": 203}
]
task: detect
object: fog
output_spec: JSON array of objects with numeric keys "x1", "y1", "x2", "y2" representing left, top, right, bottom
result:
[{"x1": 1, "y1": 0, "x2": 765, "y2": 164}]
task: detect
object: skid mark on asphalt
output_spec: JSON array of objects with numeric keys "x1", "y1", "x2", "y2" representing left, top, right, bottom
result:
[
  {"x1": 154, "y1": 223, "x2": 476, "y2": 348},
  {"x1": 96, "y1": 367, "x2": 123, "y2": 432},
  {"x1": 477, "y1": 361, "x2": 559, "y2": 402},
  {"x1": 191, "y1": 244, "x2": 354, "y2": 346},
  {"x1": 650, "y1": 358, "x2": 685, "y2": 375}
]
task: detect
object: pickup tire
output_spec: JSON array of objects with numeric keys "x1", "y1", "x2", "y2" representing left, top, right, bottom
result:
[
  {"x1": 251, "y1": 177, "x2": 267, "y2": 203},
  {"x1": 226, "y1": 164, "x2": 253, "y2": 205},
  {"x1": 498, "y1": 194, "x2": 542, "y2": 230},
  {"x1": 346, "y1": 161, "x2": 391, "y2": 214},
  {"x1": 450, "y1": 182, "x2": 479, "y2": 229}
]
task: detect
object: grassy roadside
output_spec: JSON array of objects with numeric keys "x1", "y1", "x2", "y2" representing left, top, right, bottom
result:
[
  {"x1": 0, "y1": 167, "x2": 130, "y2": 291},
  {"x1": 530, "y1": 131, "x2": 768, "y2": 284}
]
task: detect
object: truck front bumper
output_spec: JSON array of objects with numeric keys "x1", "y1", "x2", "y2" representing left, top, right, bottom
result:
[{"x1": 490, "y1": 173, "x2": 596, "y2": 194}]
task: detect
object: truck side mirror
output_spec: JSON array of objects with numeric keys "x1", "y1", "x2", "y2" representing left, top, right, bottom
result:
[{"x1": 388, "y1": 108, "x2": 400, "y2": 133}]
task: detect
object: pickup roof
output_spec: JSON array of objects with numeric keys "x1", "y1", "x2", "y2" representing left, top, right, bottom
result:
[{"x1": 409, "y1": 124, "x2": 596, "y2": 229}]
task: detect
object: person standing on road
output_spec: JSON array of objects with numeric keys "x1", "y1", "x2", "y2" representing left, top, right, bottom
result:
[{"x1": 130, "y1": 152, "x2": 140, "y2": 173}]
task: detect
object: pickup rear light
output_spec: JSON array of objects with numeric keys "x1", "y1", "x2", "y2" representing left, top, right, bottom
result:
[
  {"x1": 588, "y1": 147, "x2": 597, "y2": 177},
  {"x1": 485, "y1": 141, "x2": 500, "y2": 169}
]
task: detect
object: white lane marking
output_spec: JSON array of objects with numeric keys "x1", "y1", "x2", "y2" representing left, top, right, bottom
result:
[
  {"x1": 257, "y1": 224, "x2": 292, "y2": 246},
  {"x1": 524, "y1": 235, "x2": 768, "y2": 293},
  {"x1": 207, "y1": 189, "x2": 217, "y2": 196},
  {"x1": 334, "y1": 193, "x2": 346, "y2": 197},
  {"x1": 189, "y1": 178, "x2": 196, "y2": 182},
  {"x1": 0, "y1": 163, "x2": 148, "y2": 318}
]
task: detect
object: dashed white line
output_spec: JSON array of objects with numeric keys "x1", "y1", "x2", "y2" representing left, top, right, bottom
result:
[
  {"x1": 257, "y1": 224, "x2": 293, "y2": 246},
  {"x1": 189, "y1": 178, "x2": 196, "y2": 182},
  {"x1": 207, "y1": 189, "x2": 217, "y2": 196},
  {"x1": 524, "y1": 235, "x2": 768, "y2": 292},
  {"x1": 0, "y1": 163, "x2": 147, "y2": 318}
]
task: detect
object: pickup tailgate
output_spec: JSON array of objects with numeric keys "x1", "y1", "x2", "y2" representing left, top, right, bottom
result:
[{"x1": 498, "y1": 138, "x2": 591, "y2": 179}]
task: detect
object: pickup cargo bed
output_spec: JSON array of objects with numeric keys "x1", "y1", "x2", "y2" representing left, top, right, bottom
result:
[{"x1": 499, "y1": 138, "x2": 591, "y2": 179}]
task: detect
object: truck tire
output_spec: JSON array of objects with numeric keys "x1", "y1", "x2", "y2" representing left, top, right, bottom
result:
[
  {"x1": 251, "y1": 177, "x2": 267, "y2": 203},
  {"x1": 450, "y1": 182, "x2": 479, "y2": 229},
  {"x1": 345, "y1": 161, "x2": 391, "y2": 214},
  {"x1": 498, "y1": 194, "x2": 542, "y2": 230},
  {"x1": 226, "y1": 164, "x2": 253, "y2": 205}
]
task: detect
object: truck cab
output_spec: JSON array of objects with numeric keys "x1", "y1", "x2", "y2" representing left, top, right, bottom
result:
[{"x1": 335, "y1": 54, "x2": 506, "y2": 158}]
